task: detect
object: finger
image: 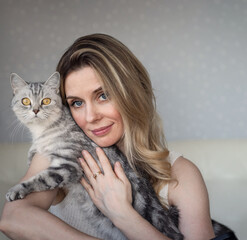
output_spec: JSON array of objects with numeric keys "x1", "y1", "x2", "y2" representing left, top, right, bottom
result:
[
  {"x1": 81, "y1": 177, "x2": 95, "y2": 197},
  {"x1": 96, "y1": 147, "x2": 115, "y2": 177},
  {"x1": 82, "y1": 150, "x2": 102, "y2": 174},
  {"x1": 79, "y1": 157, "x2": 95, "y2": 182},
  {"x1": 114, "y1": 162, "x2": 130, "y2": 184}
]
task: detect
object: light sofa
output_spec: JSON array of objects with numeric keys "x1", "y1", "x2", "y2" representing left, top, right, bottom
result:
[{"x1": 0, "y1": 139, "x2": 246, "y2": 239}]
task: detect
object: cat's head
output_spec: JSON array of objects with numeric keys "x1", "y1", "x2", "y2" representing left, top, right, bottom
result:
[{"x1": 10, "y1": 72, "x2": 63, "y2": 128}]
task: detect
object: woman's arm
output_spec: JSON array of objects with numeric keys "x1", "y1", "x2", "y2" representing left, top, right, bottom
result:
[
  {"x1": 0, "y1": 153, "x2": 100, "y2": 240},
  {"x1": 80, "y1": 148, "x2": 171, "y2": 240},
  {"x1": 168, "y1": 157, "x2": 215, "y2": 240}
]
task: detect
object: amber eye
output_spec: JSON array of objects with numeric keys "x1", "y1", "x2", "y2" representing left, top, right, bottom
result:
[
  {"x1": 42, "y1": 98, "x2": 51, "y2": 105},
  {"x1": 22, "y1": 98, "x2": 31, "y2": 106}
]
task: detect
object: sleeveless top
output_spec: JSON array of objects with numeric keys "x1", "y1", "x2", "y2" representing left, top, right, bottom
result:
[
  {"x1": 49, "y1": 151, "x2": 182, "y2": 233},
  {"x1": 159, "y1": 151, "x2": 182, "y2": 206}
]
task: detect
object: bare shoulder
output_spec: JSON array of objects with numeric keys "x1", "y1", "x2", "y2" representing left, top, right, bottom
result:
[
  {"x1": 172, "y1": 157, "x2": 201, "y2": 177},
  {"x1": 168, "y1": 156, "x2": 208, "y2": 206},
  {"x1": 168, "y1": 157, "x2": 215, "y2": 238},
  {"x1": 171, "y1": 156, "x2": 203, "y2": 179}
]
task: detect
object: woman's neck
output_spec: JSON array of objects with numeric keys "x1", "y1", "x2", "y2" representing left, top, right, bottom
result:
[{"x1": 116, "y1": 139, "x2": 125, "y2": 155}]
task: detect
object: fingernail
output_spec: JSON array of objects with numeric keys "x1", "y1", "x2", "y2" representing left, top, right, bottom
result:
[
  {"x1": 79, "y1": 158, "x2": 84, "y2": 163},
  {"x1": 96, "y1": 147, "x2": 101, "y2": 152},
  {"x1": 82, "y1": 150, "x2": 87, "y2": 155}
]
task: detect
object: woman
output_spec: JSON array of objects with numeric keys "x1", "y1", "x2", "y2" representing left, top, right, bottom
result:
[{"x1": 0, "y1": 34, "x2": 215, "y2": 240}]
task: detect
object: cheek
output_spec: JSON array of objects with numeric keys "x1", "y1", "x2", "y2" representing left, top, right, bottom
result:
[
  {"x1": 70, "y1": 110, "x2": 86, "y2": 129},
  {"x1": 110, "y1": 103, "x2": 122, "y2": 120},
  {"x1": 111, "y1": 108, "x2": 123, "y2": 124}
]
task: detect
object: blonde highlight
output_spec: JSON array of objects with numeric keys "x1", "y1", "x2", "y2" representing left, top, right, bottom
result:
[{"x1": 56, "y1": 33, "x2": 172, "y2": 207}]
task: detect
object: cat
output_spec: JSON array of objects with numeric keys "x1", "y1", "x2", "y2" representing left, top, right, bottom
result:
[
  {"x1": 6, "y1": 72, "x2": 183, "y2": 240},
  {"x1": 6, "y1": 72, "x2": 238, "y2": 240}
]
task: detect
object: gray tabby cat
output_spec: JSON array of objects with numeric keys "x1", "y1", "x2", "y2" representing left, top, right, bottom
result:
[{"x1": 6, "y1": 72, "x2": 183, "y2": 240}]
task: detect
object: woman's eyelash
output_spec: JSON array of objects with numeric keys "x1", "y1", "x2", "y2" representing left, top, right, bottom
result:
[
  {"x1": 69, "y1": 92, "x2": 109, "y2": 107},
  {"x1": 71, "y1": 100, "x2": 83, "y2": 107},
  {"x1": 98, "y1": 92, "x2": 109, "y2": 100}
]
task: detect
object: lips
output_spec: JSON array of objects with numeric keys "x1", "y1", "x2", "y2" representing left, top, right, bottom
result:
[{"x1": 91, "y1": 124, "x2": 114, "y2": 136}]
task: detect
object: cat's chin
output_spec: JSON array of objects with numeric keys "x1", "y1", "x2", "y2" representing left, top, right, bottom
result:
[
  {"x1": 26, "y1": 116, "x2": 42, "y2": 123},
  {"x1": 24, "y1": 117, "x2": 48, "y2": 127}
]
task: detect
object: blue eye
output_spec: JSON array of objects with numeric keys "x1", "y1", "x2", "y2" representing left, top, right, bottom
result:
[
  {"x1": 99, "y1": 93, "x2": 108, "y2": 101},
  {"x1": 72, "y1": 101, "x2": 83, "y2": 107}
]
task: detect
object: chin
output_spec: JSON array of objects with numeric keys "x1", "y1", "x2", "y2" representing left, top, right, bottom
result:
[
  {"x1": 92, "y1": 138, "x2": 115, "y2": 148},
  {"x1": 95, "y1": 142, "x2": 112, "y2": 148}
]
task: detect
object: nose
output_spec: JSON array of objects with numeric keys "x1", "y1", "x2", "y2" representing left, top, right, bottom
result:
[
  {"x1": 33, "y1": 109, "x2": 39, "y2": 115},
  {"x1": 85, "y1": 104, "x2": 101, "y2": 123}
]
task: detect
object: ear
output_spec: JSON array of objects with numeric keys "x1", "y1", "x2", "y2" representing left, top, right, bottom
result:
[
  {"x1": 44, "y1": 72, "x2": 60, "y2": 94},
  {"x1": 10, "y1": 73, "x2": 28, "y2": 95}
]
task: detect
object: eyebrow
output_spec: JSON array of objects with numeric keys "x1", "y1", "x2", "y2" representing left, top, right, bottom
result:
[{"x1": 66, "y1": 87, "x2": 103, "y2": 100}]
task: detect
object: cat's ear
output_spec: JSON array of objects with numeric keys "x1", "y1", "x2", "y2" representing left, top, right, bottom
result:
[
  {"x1": 45, "y1": 72, "x2": 60, "y2": 94},
  {"x1": 10, "y1": 73, "x2": 28, "y2": 95}
]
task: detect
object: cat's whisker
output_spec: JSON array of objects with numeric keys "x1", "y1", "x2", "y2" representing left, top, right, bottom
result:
[
  {"x1": 8, "y1": 118, "x2": 20, "y2": 134},
  {"x1": 21, "y1": 122, "x2": 27, "y2": 140},
  {"x1": 7, "y1": 118, "x2": 19, "y2": 131},
  {"x1": 9, "y1": 121, "x2": 23, "y2": 143}
]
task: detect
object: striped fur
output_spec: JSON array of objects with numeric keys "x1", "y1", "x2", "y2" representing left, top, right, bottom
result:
[{"x1": 7, "y1": 72, "x2": 183, "y2": 240}]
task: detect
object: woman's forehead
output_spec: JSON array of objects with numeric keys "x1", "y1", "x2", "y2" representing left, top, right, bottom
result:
[{"x1": 65, "y1": 67, "x2": 103, "y2": 95}]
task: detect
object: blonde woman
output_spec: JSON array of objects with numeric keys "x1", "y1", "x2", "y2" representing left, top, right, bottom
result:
[{"x1": 0, "y1": 34, "x2": 215, "y2": 240}]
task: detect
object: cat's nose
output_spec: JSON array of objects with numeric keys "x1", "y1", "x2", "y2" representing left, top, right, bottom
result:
[{"x1": 33, "y1": 109, "x2": 39, "y2": 115}]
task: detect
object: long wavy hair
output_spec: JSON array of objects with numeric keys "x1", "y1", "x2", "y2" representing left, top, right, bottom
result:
[{"x1": 56, "y1": 33, "x2": 171, "y2": 206}]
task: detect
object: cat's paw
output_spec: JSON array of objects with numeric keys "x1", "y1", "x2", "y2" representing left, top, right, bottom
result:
[{"x1": 6, "y1": 184, "x2": 28, "y2": 201}]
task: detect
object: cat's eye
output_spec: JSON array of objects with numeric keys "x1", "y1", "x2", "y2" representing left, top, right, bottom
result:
[
  {"x1": 22, "y1": 98, "x2": 31, "y2": 106},
  {"x1": 42, "y1": 98, "x2": 51, "y2": 105}
]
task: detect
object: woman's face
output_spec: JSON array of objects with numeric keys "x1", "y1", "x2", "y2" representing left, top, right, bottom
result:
[{"x1": 65, "y1": 66, "x2": 124, "y2": 148}]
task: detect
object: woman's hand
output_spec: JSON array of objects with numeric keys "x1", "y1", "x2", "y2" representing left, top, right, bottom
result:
[
  {"x1": 79, "y1": 147, "x2": 133, "y2": 222},
  {"x1": 79, "y1": 148, "x2": 171, "y2": 240}
]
